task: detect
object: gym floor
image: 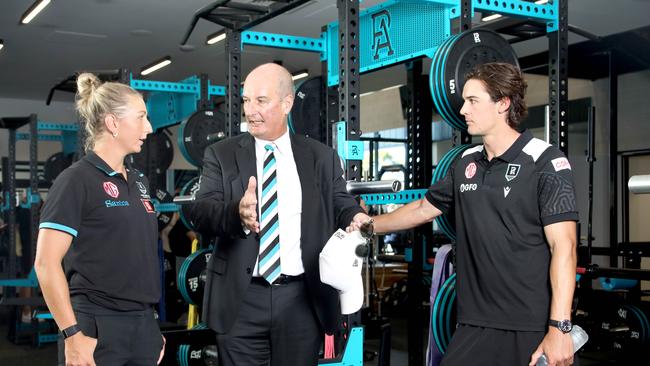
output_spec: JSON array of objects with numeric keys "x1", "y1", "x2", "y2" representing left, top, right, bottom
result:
[
  {"x1": 0, "y1": 306, "x2": 54, "y2": 366},
  {"x1": 0, "y1": 307, "x2": 618, "y2": 366}
]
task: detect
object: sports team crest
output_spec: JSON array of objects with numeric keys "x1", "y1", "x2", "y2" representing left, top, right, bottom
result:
[
  {"x1": 465, "y1": 162, "x2": 477, "y2": 179},
  {"x1": 103, "y1": 181, "x2": 119, "y2": 198},
  {"x1": 505, "y1": 163, "x2": 521, "y2": 182},
  {"x1": 136, "y1": 181, "x2": 147, "y2": 195}
]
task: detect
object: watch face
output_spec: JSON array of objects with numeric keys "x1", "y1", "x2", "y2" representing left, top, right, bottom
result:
[{"x1": 559, "y1": 320, "x2": 573, "y2": 333}]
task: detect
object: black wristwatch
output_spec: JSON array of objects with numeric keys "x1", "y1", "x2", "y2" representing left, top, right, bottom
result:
[
  {"x1": 61, "y1": 324, "x2": 81, "y2": 339},
  {"x1": 548, "y1": 319, "x2": 573, "y2": 333}
]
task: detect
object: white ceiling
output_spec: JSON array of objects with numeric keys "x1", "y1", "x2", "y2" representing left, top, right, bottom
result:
[{"x1": 1, "y1": 0, "x2": 650, "y2": 103}]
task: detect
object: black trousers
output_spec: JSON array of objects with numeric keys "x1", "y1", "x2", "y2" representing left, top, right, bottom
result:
[
  {"x1": 440, "y1": 324, "x2": 580, "y2": 366},
  {"x1": 58, "y1": 299, "x2": 163, "y2": 366},
  {"x1": 216, "y1": 277, "x2": 321, "y2": 366}
]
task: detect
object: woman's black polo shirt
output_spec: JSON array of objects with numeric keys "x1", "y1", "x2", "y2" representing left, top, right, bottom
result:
[
  {"x1": 39, "y1": 151, "x2": 160, "y2": 311},
  {"x1": 426, "y1": 130, "x2": 579, "y2": 331}
]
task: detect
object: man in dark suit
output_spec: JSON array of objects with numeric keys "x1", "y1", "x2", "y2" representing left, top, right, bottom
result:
[{"x1": 189, "y1": 63, "x2": 371, "y2": 366}]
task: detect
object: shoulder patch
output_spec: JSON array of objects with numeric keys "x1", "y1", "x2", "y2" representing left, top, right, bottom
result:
[
  {"x1": 461, "y1": 145, "x2": 484, "y2": 158},
  {"x1": 551, "y1": 157, "x2": 571, "y2": 171},
  {"x1": 522, "y1": 138, "x2": 551, "y2": 162}
]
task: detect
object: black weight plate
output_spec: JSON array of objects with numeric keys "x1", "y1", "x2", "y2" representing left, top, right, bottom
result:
[
  {"x1": 177, "y1": 323, "x2": 218, "y2": 366},
  {"x1": 125, "y1": 130, "x2": 174, "y2": 176},
  {"x1": 610, "y1": 304, "x2": 649, "y2": 351},
  {"x1": 432, "y1": 273, "x2": 457, "y2": 354},
  {"x1": 153, "y1": 188, "x2": 174, "y2": 232},
  {"x1": 43, "y1": 152, "x2": 74, "y2": 183},
  {"x1": 179, "y1": 110, "x2": 226, "y2": 167},
  {"x1": 433, "y1": 30, "x2": 519, "y2": 130},
  {"x1": 431, "y1": 34, "x2": 464, "y2": 130},
  {"x1": 178, "y1": 248, "x2": 211, "y2": 305},
  {"x1": 179, "y1": 176, "x2": 200, "y2": 231},
  {"x1": 289, "y1": 76, "x2": 325, "y2": 143}
]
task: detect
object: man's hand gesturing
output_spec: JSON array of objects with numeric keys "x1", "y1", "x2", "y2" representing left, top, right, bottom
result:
[{"x1": 239, "y1": 176, "x2": 260, "y2": 233}]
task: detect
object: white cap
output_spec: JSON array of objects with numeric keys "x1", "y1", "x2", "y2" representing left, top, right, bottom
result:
[{"x1": 319, "y1": 229, "x2": 365, "y2": 314}]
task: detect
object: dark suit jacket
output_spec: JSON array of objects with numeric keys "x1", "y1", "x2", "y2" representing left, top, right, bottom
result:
[{"x1": 189, "y1": 132, "x2": 363, "y2": 334}]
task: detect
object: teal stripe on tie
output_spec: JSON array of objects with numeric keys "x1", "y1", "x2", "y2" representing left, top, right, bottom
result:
[
  {"x1": 265, "y1": 266, "x2": 281, "y2": 282},
  {"x1": 260, "y1": 199, "x2": 278, "y2": 223},
  {"x1": 263, "y1": 158, "x2": 276, "y2": 175},
  {"x1": 262, "y1": 177, "x2": 277, "y2": 198},
  {"x1": 260, "y1": 220, "x2": 279, "y2": 244},
  {"x1": 259, "y1": 244, "x2": 280, "y2": 268}
]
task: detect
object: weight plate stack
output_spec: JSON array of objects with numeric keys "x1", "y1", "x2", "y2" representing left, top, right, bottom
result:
[
  {"x1": 177, "y1": 323, "x2": 218, "y2": 366},
  {"x1": 289, "y1": 76, "x2": 326, "y2": 143},
  {"x1": 153, "y1": 188, "x2": 174, "y2": 232},
  {"x1": 431, "y1": 273, "x2": 457, "y2": 355},
  {"x1": 125, "y1": 130, "x2": 174, "y2": 181},
  {"x1": 177, "y1": 247, "x2": 212, "y2": 305},
  {"x1": 431, "y1": 144, "x2": 472, "y2": 240},
  {"x1": 179, "y1": 176, "x2": 200, "y2": 231},
  {"x1": 43, "y1": 152, "x2": 74, "y2": 184},
  {"x1": 178, "y1": 110, "x2": 226, "y2": 167},
  {"x1": 430, "y1": 29, "x2": 519, "y2": 130}
]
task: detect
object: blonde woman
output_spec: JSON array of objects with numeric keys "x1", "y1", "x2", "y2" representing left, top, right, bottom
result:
[{"x1": 35, "y1": 73, "x2": 165, "y2": 366}]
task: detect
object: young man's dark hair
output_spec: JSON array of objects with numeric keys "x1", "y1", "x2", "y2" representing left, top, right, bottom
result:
[{"x1": 465, "y1": 62, "x2": 528, "y2": 129}]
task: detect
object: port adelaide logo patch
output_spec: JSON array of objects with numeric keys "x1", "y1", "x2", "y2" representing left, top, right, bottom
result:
[{"x1": 505, "y1": 163, "x2": 521, "y2": 182}]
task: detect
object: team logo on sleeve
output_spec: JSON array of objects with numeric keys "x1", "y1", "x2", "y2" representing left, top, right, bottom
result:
[
  {"x1": 141, "y1": 199, "x2": 155, "y2": 213},
  {"x1": 103, "y1": 182, "x2": 120, "y2": 198},
  {"x1": 505, "y1": 163, "x2": 521, "y2": 182},
  {"x1": 465, "y1": 162, "x2": 477, "y2": 179},
  {"x1": 551, "y1": 157, "x2": 571, "y2": 171}
]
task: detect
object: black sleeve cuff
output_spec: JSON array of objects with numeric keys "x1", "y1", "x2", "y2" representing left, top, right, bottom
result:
[
  {"x1": 226, "y1": 200, "x2": 247, "y2": 239},
  {"x1": 425, "y1": 191, "x2": 450, "y2": 215},
  {"x1": 541, "y1": 212, "x2": 579, "y2": 227},
  {"x1": 338, "y1": 206, "x2": 365, "y2": 229}
]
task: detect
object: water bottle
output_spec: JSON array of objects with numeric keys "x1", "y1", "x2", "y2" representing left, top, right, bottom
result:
[{"x1": 536, "y1": 324, "x2": 589, "y2": 366}]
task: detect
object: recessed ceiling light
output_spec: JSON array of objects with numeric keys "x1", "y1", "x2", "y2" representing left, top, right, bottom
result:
[
  {"x1": 21, "y1": 0, "x2": 52, "y2": 25},
  {"x1": 481, "y1": 14, "x2": 502, "y2": 22},
  {"x1": 291, "y1": 70, "x2": 309, "y2": 81},
  {"x1": 206, "y1": 30, "x2": 227, "y2": 45},
  {"x1": 141, "y1": 56, "x2": 172, "y2": 76}
]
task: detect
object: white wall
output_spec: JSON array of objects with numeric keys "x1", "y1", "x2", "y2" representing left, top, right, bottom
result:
[{"x1": 587, "y1": 69, "x2": 650, "y2": 267}]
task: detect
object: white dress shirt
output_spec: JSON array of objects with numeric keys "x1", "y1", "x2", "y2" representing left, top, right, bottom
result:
[{"x1": 252, "y1": 130, "x2": 304, "y2": 276}]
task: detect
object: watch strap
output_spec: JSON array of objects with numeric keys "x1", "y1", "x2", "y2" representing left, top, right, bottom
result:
[
  {"x1": 61, "y1": 324, "x2": 81, "y2": 339},
  {"x1": 548, "y1": 319, "x2": 572, "y2": 333}
]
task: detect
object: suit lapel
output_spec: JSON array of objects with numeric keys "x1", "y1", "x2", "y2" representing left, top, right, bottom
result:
[
  {"x1": 235, "y1": 134, "x2": 257, "y2": 192},
  {"x1": 291, "y1": 134, "x2": 315, "y2": 230}
]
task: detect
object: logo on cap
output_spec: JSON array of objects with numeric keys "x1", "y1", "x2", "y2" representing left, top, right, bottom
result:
[
  {"x1": 103, "y1": 182, "x2": 119, "y2": 198},
  {"x1": 465, "y1": 162, "x2": 477, "y2": 179}
]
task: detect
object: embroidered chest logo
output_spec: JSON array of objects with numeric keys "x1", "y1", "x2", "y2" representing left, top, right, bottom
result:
[
  {"x1": 136, "y1": 181, "x2": 147, "y2": 195},
  {"x1": 503, "y1": 186, "x2": 511, "y2": 198},
  {"x1": 136, "y1": 181, "x2": 150, "y2": 199},
  {"x1": 459, "y1": 183, "x2": 478, "y2": 193},
  {"x1": 465, "y1": 162, "x2": 477, "y2": 179},
  {"x1": 505, "y1": 163, "x2": 521, "y2": 182},
  {"x1": 103, "y1": 182, "x2": 119, "y2": 198}
]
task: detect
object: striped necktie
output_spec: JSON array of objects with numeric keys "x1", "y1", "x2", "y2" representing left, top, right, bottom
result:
[{"x1": 259, "y1": 144, "x2": 281, "y2": 284}]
